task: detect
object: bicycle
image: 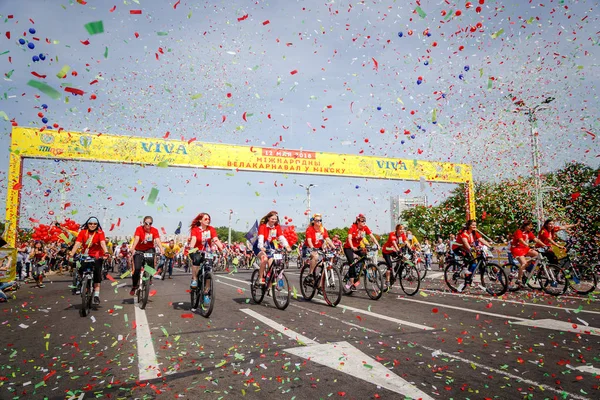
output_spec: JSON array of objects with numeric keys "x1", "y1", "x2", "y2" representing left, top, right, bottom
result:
[
  {"x1": 377, "y1": 251, "x2": 421, "y2": 296},
  {"x1": 189, "y1": 251, "x2": 216, "y2": 317},
  {"x1": 340, "y1": 246, "x2": 384, "y2": 300},
  {"x1": 559, "y1": 240, "x2": 597, "y2": 295},
  {"x1": 135, "y1": 251, "x2": 156, "y2": 309},
  {"x1": 506, "y1": 249, "x2": 569, "y2": 296},
  {"x1": 250, "y1": 248, "x2": 290, "y2": 310},
  {"x1": 77, "y1": 256, "x2": 97, "y2": 317},
  {"x1": 300, "y1": 249, "x2": 342, "y2": 307},
  {"x1": 444, "y1": 246, "x2": 508, "y2": 296},
  {"x1": 157, "y1": 254, "x2": 167, "y2": 280}
]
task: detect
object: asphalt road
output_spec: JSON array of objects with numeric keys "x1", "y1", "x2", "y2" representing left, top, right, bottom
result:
[{"x1": 1, "y1": 262, "x2": 599, "y2": 400}]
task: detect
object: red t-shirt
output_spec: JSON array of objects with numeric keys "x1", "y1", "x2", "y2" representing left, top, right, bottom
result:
[
  {"x1": 75, "y1": 229, "x2": 106, "y2": 258},
  {"x1": 190, "y1": 226, "x2": 218, "y2": 251},
  {"x1": 133, "y1": 225, "x2": 160, "y2": 251},
  {"x1": 304, "y1": 226, "x2": 328, "y2": 249},
  {"x1": 538, "y1": 227, "x2": 560, "y2": 247},
  {"x1": 258, "y1": 224, "x2": 283, "y2": 244},
  {"x1": 382, "y1": 231, "x2": 407, "y2": 254},
  {"x1": 452, "y1": 230, "x2": 481, "y2": 251},
  {"x1": 511, "y1": 229, "x2": 535, "y2": 251},
  {"x1": 344, "y1": 224, "x2": 372, "y2": 249}
]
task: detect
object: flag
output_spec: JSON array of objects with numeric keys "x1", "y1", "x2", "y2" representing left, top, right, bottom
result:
[
  {"x1": 174, "y1": 221, "x2": 182, "y2": 235},
  {"x1": 245, "y1": 220, "x2": 259, "y2": 245}
]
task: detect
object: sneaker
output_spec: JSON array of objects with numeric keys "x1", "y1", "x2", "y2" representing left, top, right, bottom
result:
[
  {"x1": 130, "y1": 287, "x2": 137, "y2": 296},
  {"x1": 350, "y1": 285, "x2": 357, "y2": 292},
  {"x1": 93, "y1": 296, "x2": 100, "y2": 305},
  {"x1": 168, "y1": 276, "x2": 172, "y2": 279},
  {"x1": 344, "y1": 283, "x2": 352, "y2": 291},
  {"x1": 75, "y1": 289, "x2": 81, "y2": 295},
  {"x1": 426, "y1": 267, "x2": 432, "y2": 271},
  {"x1": 37, "y1": 284, "x2": 45, "y2": 288},
  {"x1": 190, "y1": 280, "x2": 198, "y2": 288}
]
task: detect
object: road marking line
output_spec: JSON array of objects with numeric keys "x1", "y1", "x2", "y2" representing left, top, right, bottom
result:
[
  {"x1": 422, "y1": 288, "x2": 600, "y2": 312},
  {"x1": 134, "y1": 302, "x2": 160, "y2": 381},
  {"x1": 287, "y1": 341, "x2": 434, "y2": 400},
  {"x1": 293, "y1": 303, "x2": 591, "y2": 400},
  {"x1": 218, "y1": 275, "x2": 434, "y2": 331},
  {"x1": 242, "y1": 308, "x2": 433, "y2": 399},
  {"x1": 510, "y1": 318, "x2": 600, "y2": 336},
  {"x1": 240, "y1": 308, "x2": 317, "y2": 345},
  {"x1": 397, "y1": 297, "x2": 528, "y2": 321},
  {"x1": 569, "y1": 365, "x2": 600, "y2": 376}
]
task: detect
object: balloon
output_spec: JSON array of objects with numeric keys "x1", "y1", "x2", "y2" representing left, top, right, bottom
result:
[
  {"x1": 464, "y1": 65, "x2": 470, "y2": 71},
  {"x1": 42, "y1": 117, "x2": 48, "y2": 123},
  {"x1": 397, "y1": 32, "x2": 403, "y2": 37},
  {"x1": 417, "y1": 79, "x2": 422, "y2": 85},
  {"x1": 39, "y1": 54, "x2": 46, "y2": 61},
  {"x1": 377, "y1": 106, "x2": 382, "y2": 110},
  {"x1": 42, "y1": 104, "x2": 48, "y2": 109},
  {"x1": 424, "y1": 61, "x2": 429, "y2": 66},
  {"x1": 32, "y1": 55, "x2": 39, "y2": 62},
  {"x1": 459, "y1": 74, "x2": 464, "y2": 80},
  {"x1": 18, "y1": 38, "x2": 25, "y2": 45},
  {"x1": 27, "y1": 42, "x2": 35, "y2": 49},
  {"x1": 29, "y1": 28, "x2": 36, "y2": 34}
]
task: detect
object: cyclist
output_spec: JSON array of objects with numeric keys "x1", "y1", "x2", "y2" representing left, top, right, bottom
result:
[
  {"x1": 189, "y1": 213, "x2": 223, "y2": 292},
  {"x1": 452, "y1": 219, "x2": 493, "y2": 280},
  {"x1": 343, "y1": 214, "x2": 379, "y2": 291},
  {"x1": 255, "y1": 211, "x2": 291, "y2": 286},
  {"x1": 304, "y1": 213, "x2": 335, "y2": 284},
  {"x1": 382, "y1": 224, "x2": 407, "y2": 291},
  {"x1": 537, "y1": 218, "x2": 577, "y2": 264},
  {"x1": 511, "y1": 219, "x2": 545, "y2": 287},
  {"x1": 114, "y1": 242, "x2": 131, "y2": 272},
  {"x1": 29, "y1": 241, "x2": 47, "y2": 288},
  {"x1": 68, "y1": 217, "x2": 109, "y2": 304},
  {"x1": 163, "y1": 239, "x2": 180, "y2": 279},
  {"x1": 129, "y1": 216, "x2": 164, "y2": 296}
]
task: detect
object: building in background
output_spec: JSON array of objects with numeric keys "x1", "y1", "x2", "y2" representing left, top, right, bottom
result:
[{"x1": 390, "y1": 196, "x2": 427, "y2": 230}]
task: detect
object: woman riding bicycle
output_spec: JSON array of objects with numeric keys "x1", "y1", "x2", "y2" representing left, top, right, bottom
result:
[
  {"x1": 255, "y1": 211, "x2": 291, "y2": 286},
  {"x1": 453, "y1": 219, "x2": 492, "y2": 279},
  {"x1": 537, "y1": 218, "x2": 577, "y2": 265},
  {"x1": 304, "y1": 213, "x2": 335, "y2": 285},
  {"x1": 128, "y1": 216, "x2": 164, "y2": 296},
  {"x1": 343, "y1": 214, "x2": 379, "y2": 291},
  {"x1": 68, "y1": 217, "x2": 109, "y2": 304},
  {"x1": 382, "y1": 224, "x2": 407, "y2": 291},
  {"x1": 510, "y1": 219, "x2": 545, "y2": 287},
  {"x1": 189, "y1": 213, "x2": 224, "y2": 290}
]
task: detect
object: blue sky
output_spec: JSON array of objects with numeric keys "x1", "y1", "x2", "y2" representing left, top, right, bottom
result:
[{"x1": 0, "y1": 0, "x2": 598, "y2": 238}]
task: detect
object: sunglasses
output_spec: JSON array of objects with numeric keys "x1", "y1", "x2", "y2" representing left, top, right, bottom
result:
[
  {"x1": 88, "y1": 222, "x2": 98, "y2": 225},
  {"x1": 359, "y1": 219, "x2": 366, "y2": 223},
  {"x1": 314, "y1": 219, "x2": 322, "y2": 222},
  {"x1": 144, "y1": 221, "x2": 153, "y2": 226}
]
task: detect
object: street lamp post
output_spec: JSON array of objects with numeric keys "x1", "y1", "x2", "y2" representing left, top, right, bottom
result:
[
  {"x1": 511, "y1": 96, "x2": 555, "y2": 231},
  {"x1": 299, "y1": 184, "x2": 316, "y2": 227}
]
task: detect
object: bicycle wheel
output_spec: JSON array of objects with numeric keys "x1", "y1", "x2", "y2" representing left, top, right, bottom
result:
[
  {"x1": 540, "y1": 264, "x2": 568, "y2": 296},
  {"x1": 364, "y1": 264, "x2": 383, "y2": 300},
  {"x1": 340, "y1": 262, "x2": 352, "y2": 295},
  {"x1": 322, "y1": 265, "x2": 342, "y2": 307},
  {"x1": 250, "y1": 269, "x2": 266, "y2": 304},
  {"x1": 444, "y1": 261, "x2": 463, "y2": 292},
  {"x1": 299, "y1": 264, "x2": 316, "y2": 300},
  {"x1": 190, "y1": 286, "x2": 199, "y2": 311},
  {"x1": 272, "y1": 271, "x2": 290, "y2": 310},
  {"x1": 399, "y1": 264, "x2": 420, "y2": 296},
  {"x1": 414, "y1": 258, "x2": 427, "y2": 280},
  {"x1": 505, "y1": 263, "x2": 522, "y2": 292},
  {"x1": 568, "y1": 263, "x2": 597, "y2": 295},
  {"x1": 160, "y1": 263, "x2": 167, "y2": 280},
  {"x1": 526, "y1": 269, "x2": 542, "y2": 290},
  {"x1": 480, "y1": 262, "x2": 508, "y2": 296},
  {"x1": 80, "y1": 276, "x2": 91, "y2": 317},
  {"x1": 199, "y1": 272, "x2": 215, "y2": 318}
]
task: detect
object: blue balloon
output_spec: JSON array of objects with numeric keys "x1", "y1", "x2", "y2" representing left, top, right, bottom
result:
[
  {"x1": 416, "y1": 79, "x2": 422, "y2": 85},
  {"x1": 19, "y1": 38, "x2": 26, "y2": 45},
  {"x1": 464, "y1": 65, "x2": 470, "y2": 71},
  {"x1": 410, "y1": 135, "x2": 416, "y2": 139},
  {"x1": 441, "y1": 93, "x2": 446, "y2": 98},
  {"x1": 401, "y1": 140, "x2": 405, "y2": 145},
  {"x1": 432, "y1": 121, "x2": 437, "y2": 125},
  {"x1": 377, "y1": 106, "x2": 382, "y2": 111},
  {"x1": 32, "y1": 55, "x2": 39, "y2": 62},
  {"x1": 459, "y1": 74, "x2": 464, "y2": 80},
  {"x1": 42, "y1": 117, "x2": 48, "y2": 123},
  {"x1": 27, "y1": 42, "x2": 35, "y2": 49},
  {"x1": 46, "y1": 125, "x2": 52, "y2": 129},
  {"x1": 29, "y1": 28, "x2": 36, "y2": 34},
  {"x1": 41, "y1": 104, "x2": 48, "y2": 109},
  {"x1": 355, "y1": 185, "x2": 360, "y2": 189},
  {"x1": 426, "y1": 32, "x2": 432, "y2": 37},
  {"x1": 398, "y1": 32, "x2": 403, "y2": 37},
  {"x1": 39, "y1": 54, "x2": 46, "y2": 60},
  {"x1": 424, "y1": 61, "x2": 429, "y2": 66}
]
